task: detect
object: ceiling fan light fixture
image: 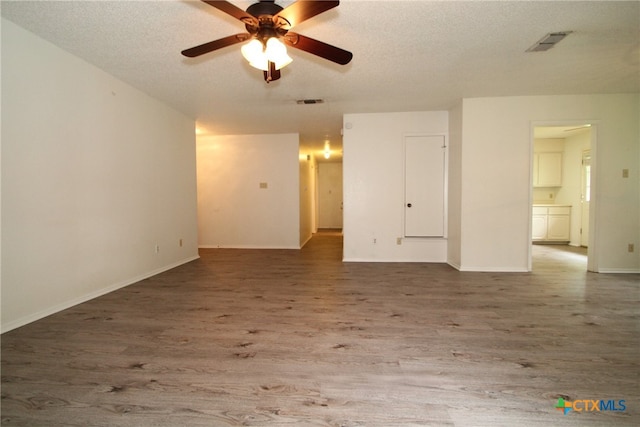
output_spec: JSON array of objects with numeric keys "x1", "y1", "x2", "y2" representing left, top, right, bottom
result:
[
  {"x1": 266, "y1": 37, "x2": 292, "y2": 69},
  {"x1": 182, "y1": 0, "x2": 351, "y2": 83},
  {"x1": 241, "y1": 39, "x2": 263, "y2": 65},
  {"x1": 241, "y1": 37, "x2": 292, "y2": 71}
]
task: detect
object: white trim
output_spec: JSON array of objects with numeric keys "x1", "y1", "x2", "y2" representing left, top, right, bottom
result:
[
  {"x1": 458, "y1": 266, "x2": 530, "y2": 272},
  {"x1": 597, "y1": 268, "x2": 640, "y2": 274},
  {"x1": 199, "y1": 245, "x2": 300, "y2": 250},
  {"x1": 447, "y1": 261, "x2": 462, "y2": 271},
  {"x1": 1, "y1": 255, "x2": 200, "y2": 334},
  {"x1": 300, "y1": 233, "x2": 313, "y2": 248},
  {"x1": 342, "y1": 258, "x2": 447, "y2": 263}
]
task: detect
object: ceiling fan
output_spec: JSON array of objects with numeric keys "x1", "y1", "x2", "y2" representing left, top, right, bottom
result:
[{"x1": 181, "y1": 0, "x2": 353, "y2": 83}]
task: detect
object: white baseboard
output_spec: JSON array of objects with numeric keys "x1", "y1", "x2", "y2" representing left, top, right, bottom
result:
[
  {"x1": 300, "y1": 234, "x2": 313, "y2": 248},
  {"x1": 597, "y1": 268, "x2": 640, "y2": 274},
  {"x1": 199, "y1": 245, "x2": 300, "y2": 249},
  {"x1": 457, "y1": 266, "x2": 529, "y2": 272},
  {"x1": 342, "y1": 258, "x2": 447, "y2": 263},
  {"x1": 1, "y1": 255, "x2": 200, "y2": 334},
  {"x1": 447, "y1": 260, "x2": 462, "y2": 271}
]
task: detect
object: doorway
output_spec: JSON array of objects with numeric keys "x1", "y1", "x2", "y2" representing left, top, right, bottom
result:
[
  {"x1": 530, "y1": 124, "x2": 594, "y2": 270},
  {"x1": 317, "y1": 162, "x2": 343, "y2": 230}
]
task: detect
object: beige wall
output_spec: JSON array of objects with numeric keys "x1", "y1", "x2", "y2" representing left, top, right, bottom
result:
[
  {"x1": 447, "y1": 102, "x2": 463, "y2": 269},
  {"x1": 299, "y1": 150, "x2": 316, "y2": 247},
  {"x1": 1, "y1": 19, "x2": 199, "y2": 332},
  {"x1": 343, "y1": 111, "x2": 449, "y2": 262},
  {"x1": 458, "y1": 94, "x2": 639, "y2": 272},
  {"x1": 196, "y1": 133, "x2": 300, "y2": 249}
]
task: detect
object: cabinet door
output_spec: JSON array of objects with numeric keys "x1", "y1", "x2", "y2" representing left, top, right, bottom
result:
[
  {"x1": 532, "y1": 215, "x2": 548, "y2": 240},
  {"x1": 547, "y1": 215, "x2": 570, "y2": 240},
  {"x1": 404, "y1": 135, "x2": 445, "y2": 237},
  {"x1": 537, "y1": 152, "x2": 562, "y2": 187}
]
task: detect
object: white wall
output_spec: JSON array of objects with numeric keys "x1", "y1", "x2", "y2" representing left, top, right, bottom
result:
[
  {"x1": 1, "y1": 19, "x2": 199, "y2": 332},
  {"x1": 458, "y1": 94, "x2": 639, "y2": 272},
  {"x1": 196, "y1": 133, "x2": 300, "y2": 249},
  {"x1": 343, "y1": 111, "x2": 448, "y2": 262},
  {"x1": 447, "y1": 102, "x2": 463, "y2": 269},
  {"x1": 299, "y1": 149, "x2": 316, "y2": 247}
]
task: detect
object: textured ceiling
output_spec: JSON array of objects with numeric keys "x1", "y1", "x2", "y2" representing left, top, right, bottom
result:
[{"x1": 2, "y1": 0, "x2": 639, "y2": 160}]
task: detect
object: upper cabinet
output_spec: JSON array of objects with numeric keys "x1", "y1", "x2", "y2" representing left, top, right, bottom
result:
[{"x1": 533, "y1": 152, "x2": 562, "y2": 187}]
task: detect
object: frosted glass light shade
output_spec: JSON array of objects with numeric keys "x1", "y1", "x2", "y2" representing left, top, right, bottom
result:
[
  {"x1": 265, "y1": 38, "x2": 292, "y2": 69},
  {"x1": 241, "y1": 37, "x2": 292, "y2": 71}
]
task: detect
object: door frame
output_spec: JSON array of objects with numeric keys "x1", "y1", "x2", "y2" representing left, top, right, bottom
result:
[
  {"x1": 528, "y1": 121, "x2": 599, "y2": 272},
  {"x1": 580, "y1": 149, "x2": 591, "y2": 247}
]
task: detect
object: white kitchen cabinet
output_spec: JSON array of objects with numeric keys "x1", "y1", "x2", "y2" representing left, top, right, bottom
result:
[
  {"x1": 532, "y1": 205, "x2": 571, "y2": 243},
  {"x1": 533, "y1": 152, "x2": 562, "y2": 187},
  {"x1": 532, "y1": 207, "x2": 548, "y2": 240}
]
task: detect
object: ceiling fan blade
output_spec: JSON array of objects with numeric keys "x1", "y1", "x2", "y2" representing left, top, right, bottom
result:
[
  {"x1": 201, "y1": 0, "x2": 258, "y2": 27},
  {"x1": 283, "y1": 32, "x2": 352, "y2": 65},
  {"x1": 274, "y1": 0, "x2": 339, "y2": 29},
  {"x1": 182, "y1": 33, "x2": 251, "y2": 58},
  {"x1": 263, "y1": 61, "x2": 281, "y2": 83}
]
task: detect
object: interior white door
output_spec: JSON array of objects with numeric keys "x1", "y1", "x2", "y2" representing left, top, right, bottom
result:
[
  {"x1": 581, "y1": 150, "x2": 591, "y2": 247},
  {"x1": 317, "y1": 162, "x2": 343, "y2": 229},
  {"x1": 404, "y1": 135, "x2": 446, "y2": 237}
]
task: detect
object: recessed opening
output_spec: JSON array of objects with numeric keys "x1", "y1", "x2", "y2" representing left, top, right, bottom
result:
[
  {"x1": 296, "y1": 99, "x2": 324, "y2": 105},
  {"x1": 526, "y1": 31, "x2": 573, "y2": 52}
]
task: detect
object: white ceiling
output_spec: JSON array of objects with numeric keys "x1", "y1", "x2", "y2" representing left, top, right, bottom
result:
[
  {"x1": 2, "y1": 0, "x2": 638, "y2": 160},
  {"x1": 534, "y1": 124, "x2": 592, "y2": 139}
]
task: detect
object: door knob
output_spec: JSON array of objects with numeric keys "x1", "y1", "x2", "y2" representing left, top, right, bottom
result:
[{"x1": 407, "y1": 203, "x2": 412, "y2": 208}]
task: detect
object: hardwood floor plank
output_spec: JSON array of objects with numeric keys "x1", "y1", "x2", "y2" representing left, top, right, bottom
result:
[{"x1": 2, "y1": 237, "x2": 639, "y2": 426}]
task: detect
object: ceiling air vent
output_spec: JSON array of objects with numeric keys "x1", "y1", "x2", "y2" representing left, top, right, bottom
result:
[
  {"x1": 526, "y1": 31, "x2": 573, "y2": 52},
  {"x1": 296, "y1": 99, "x2": 324, "y2": 105}
]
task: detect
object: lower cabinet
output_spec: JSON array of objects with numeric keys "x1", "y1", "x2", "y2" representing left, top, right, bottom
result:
[{"x1": 532, "y1": 205, "x2": 571, "y2": 243}]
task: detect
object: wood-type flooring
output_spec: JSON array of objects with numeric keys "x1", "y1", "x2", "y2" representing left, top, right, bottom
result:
[{"x1": 2, "y1": 234, "x2": 639, "y2": 426}]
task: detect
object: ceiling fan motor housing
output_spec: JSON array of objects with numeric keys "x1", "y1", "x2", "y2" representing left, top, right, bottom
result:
[
  {"x1": 245, "y1": 0, "x2": 288, "y2": 41},
  {"x1": 246, "y1": 0, "x2": 283, "y2": 19}
]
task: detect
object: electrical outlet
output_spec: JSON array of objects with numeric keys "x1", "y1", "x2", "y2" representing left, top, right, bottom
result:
[
  {"x1": 179, "y1": 238, "x2": 183, "y2": 247},
  {"x1": 397, "y1": 237, "x2": 402, "y2": 245},
  {"x1": 259, "y1": 182, "x2": 268, "y2": 189},
  {"x1": 373, "y1": 238, "x2": 377, "y2": 244},
  {"x1": 622, "y1": 169, "x2": 629, "y2": 178},
  {"x1": 155, "y1": 244, "x2": 160, "y2": 253},
  {"x1": 629, "y1": 244, "x2": 635, "y2": 253}
]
